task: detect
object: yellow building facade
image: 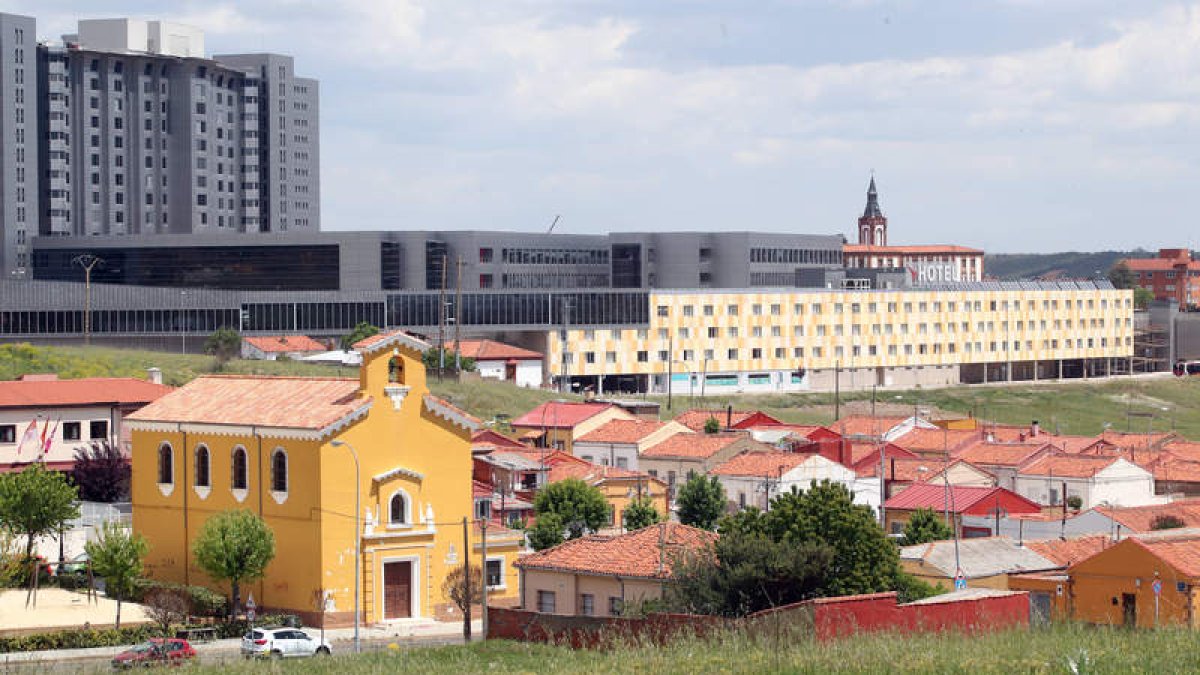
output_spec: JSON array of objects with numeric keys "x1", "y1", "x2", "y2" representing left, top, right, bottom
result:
[
  {"x1": 546, "y1": 286, "x2": 1132, "y2": 394},
  {"x1": 128, "y1": 330, "x2": 521, "y2": 627}
]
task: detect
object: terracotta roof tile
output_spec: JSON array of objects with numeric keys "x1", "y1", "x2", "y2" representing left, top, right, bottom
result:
[
  {"x1": 891, "y1": 428, "x2": 978, "y2": 454},
  {"x1": 446, "y1": 339, "x2": 543, "y2": 361},
  {"x1": 843, "y1": 244, "x2": 984, "y2": 254},
  {"x1": 641, "y1": 432, "x2": 753, "y2": 459},
  {"x1": 511, "y1": 402, "x2": 617, "y2": 429},
  {"x1": 955, "y1": 441, "x2": 1052, "y2": 467},
  {"x1": 1019, "y1": 455, "x2": 1123, "y2": 479},
  {"x1": 577, "y1": 419, "x2": 677, "y2": 444},
  {"x1": 709, "y1": 451, "x2": 816, "y2": 478},
  {"x1": 1130, "y1": 536, "x2": 1200, "y2": 577},
  {"x1": 352, "y1": 329, "x2": 430, "y2": 354},
  {"x1": 0, "y1": 377, "x2": 173, "y2": 408},
  {"x1": 1024, "y1": 535, "x2": 1113, "y2": 567},
  {"x1": 883, "y1": 484, "x2": 1042, "y2": 515},
  {"x1": 515, "y1": 523, "x2": 717, "y2": 579},
  {"x1": 1147, "y1": 456, "x2": 1200, "y2": 483},
  {"x1": 127, "y1": 375, "x2": 367, "y2": 433},
  {"x1": 243, "y1": 335, "x2": 327, "y2": 353},
  {"x1": 1159, "y1": 441, "x2": 1200, "y2": 462},
  {"x1": 831, "y1": 416, "x2": 911, "y2": 438},
  {"x1": 673, "y1": 409, "x2": 781, "y2": 432},
  {"x1": 1094, "y1": 498, "x2": 1200, "y2": 532},
  {"x1": 1101, "y1": 430, "x2": 1176, "y2": 449}
]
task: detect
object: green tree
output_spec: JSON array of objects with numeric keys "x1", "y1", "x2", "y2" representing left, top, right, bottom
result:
[
  {"x1": 1152, "y1": 514, "x2": 1186, "y2": 530},
  {"x1": 1134, "y1": 286, "x2": 1155, "y2": 309},
  {"x1": 204, "y1": 327, "x2": 242, "y2": 370},
  {"x1": 703, "y1": 417, "x2": 721, "y2": 434},
  {"x1": 532, "y1": 478, "x2": 609, "y2": 539},
  {"x1": 85, "y1": 522, "x2": 148, "y2": 629},
  {"x1": 422, "y1": 348, "x2": 476, "y2": 373},
  {"x1": 341, "y1": 322, "x2": 380, "y2": 350},
  {"x1": 527, "y1": 512, "x2": 565, "y2": 551},
  {"x1": 1107, "y1": 262, "x2": 1136, "y2": 289},
  {"x1": 192, "y1": 510, "x2": 276, "y2": 618},
  {"x1": 723, "y1": 480, "x2": 901, "y2": 597},
  {"x1": 668, "y1": 530, "x2": 833, "y2": 616},
  {"x1": 0, "y1": 464, "x2": 80, "y2": 565},
  {"x1": 676, "y1": 474, "x2": 726, "y2": 530},
  {"x1": 622, "y1": 496, "x2": 662, "y2": 530},
  {"x1": 901, "y1": 508, "x2": 954, "y2": 546}
]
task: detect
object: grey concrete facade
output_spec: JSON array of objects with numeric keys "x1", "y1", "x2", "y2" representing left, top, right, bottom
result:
[{"x1": 0, "y1": 13, "x2": 37, "y2": 280}]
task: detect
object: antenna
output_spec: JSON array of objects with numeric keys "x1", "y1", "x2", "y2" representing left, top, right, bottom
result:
[{"x1": 547, "y1": 214, "x2": 561, "y2": 234}]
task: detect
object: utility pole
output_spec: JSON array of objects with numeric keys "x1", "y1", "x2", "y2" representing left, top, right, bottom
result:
[
  {"x1": 454, "y1": 255, "x2": 463, "y2": 379},
  {"x1": 559, "y1": 299, "x2": 571, "y2": 394},
  {"x1": 480, "y1": 518, "x2": 489, "y2": 640},
  {"x1": 72, "y1": 254, "x2": 104, "y2": 346},
  {"x1": 667, "y1": 333, "x2": 674, "y2": 411},
  {"x1": 437, "y1": 253, "x2": 447, "y2": 382},
  {"x1": 834, "y1": 360, "x2": 841, "y2": 422},
  {"x1": 462, "y1": 516, "x2": 471, "y2": 640}
]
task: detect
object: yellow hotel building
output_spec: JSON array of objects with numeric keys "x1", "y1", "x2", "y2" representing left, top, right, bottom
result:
[
  {"x1": 545, "y1": 283, "x2": 1133, "y2": 395},
  {"x1": 127, "y1": 329, "x2": 521, "y2": 626}
]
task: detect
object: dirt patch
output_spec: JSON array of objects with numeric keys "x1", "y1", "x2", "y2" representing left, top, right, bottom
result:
[{"x1": 0, "y1": 588, "x2": 151, "y2": 635}]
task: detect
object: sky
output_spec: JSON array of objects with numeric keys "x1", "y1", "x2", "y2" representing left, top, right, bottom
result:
[{"x1": 11, "y1": 1, "x2": 1200, "y2": 252}]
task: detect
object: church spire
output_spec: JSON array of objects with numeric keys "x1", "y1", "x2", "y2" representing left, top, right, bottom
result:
[
  {"x1": 857, "y1": 174, "x2": 887, "y2": 246},
  {"x1": 863, "y1": 175, "x2": 883, "y2": 219}
]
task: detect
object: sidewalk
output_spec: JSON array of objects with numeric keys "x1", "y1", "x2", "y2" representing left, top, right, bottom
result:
[{"x1": 0, "y1": 618, "x2": 479, "y2": 665}]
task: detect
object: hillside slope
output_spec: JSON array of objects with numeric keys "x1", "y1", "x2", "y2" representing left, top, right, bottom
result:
[{"x1": 984, "y1": 250, "x2": 1150, "y2": 280}]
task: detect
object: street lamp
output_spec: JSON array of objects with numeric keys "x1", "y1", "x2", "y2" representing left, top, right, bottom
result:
[
  {"x1": 179, "y1": 290, "x2": 188, "y2": 354},
  {"x1": 328, "y1": 439, "x2": 361, "y2": 653}
]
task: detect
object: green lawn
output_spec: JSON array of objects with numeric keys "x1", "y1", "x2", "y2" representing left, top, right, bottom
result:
[
  {"x1": 3, "y1": 343, "x2": 1198, "y2": 439},
  {"x1": 166, "y1": 624, "x2": 1200, "y2": 674}
]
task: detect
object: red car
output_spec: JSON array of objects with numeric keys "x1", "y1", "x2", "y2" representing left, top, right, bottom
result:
[{"x1": 111, "y1": 639, "x2": 196, "y2": 669}]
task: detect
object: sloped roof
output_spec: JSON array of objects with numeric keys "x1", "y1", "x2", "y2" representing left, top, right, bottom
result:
[
  {"x1": 672, "y1": 409, "x2": 782, "y2": 432},
  {"x1": 884, "y1": 483, "x2": 1041, "y2": 516},
  {"x1": 1094, "y1": 498, "x2": 1200, "y2": 532},
  {"x1": 900, "y1": 537, "x2": 1057, "y2": 578},
  {"x1": 1024, "y1": 535, "x2": 1112, "y2": 567},
  {"x1": 890, "y1": 427, "x2": 978, "y2": 454},
  {"x1": 831, "y1": 416, "x2": 911, "y2": 438},
  {"x1": 471, "y1": 429, "x2": 526, "y2": 451},
  {"x1": 511, "y1": 402, "x2": 616, "y2": 429},
  {"x1": 709, "y1": 451, "x2": 819, "y2": 478},
  {"x1": 1019, "y1": 455, "x2": 1124, "y2": 479},
  {"x1": 955, "y1": 441, "x2": 1051, "y2": 467},
  {"x1": 515, "y1": 523, "x2": 717, "y2": 579},
  {"x1": 0, "y1": 376, "x2": 173, "y2": 409},
  {"x1": 1158, "y1": 441, "x2": 1200, "y2": 462},
  {"x1": 1127, "y1": 535, "x2": 1200, "y2": 578},
  {"x1": 641, "y1": 432, "x2": 752, "y2": 459},
  {"x1": 1101, "y1": 430, "x2": 1176, "y2": 449},
  {"x1": 352, "y1": 329, "x2": 431, "y2": 354},
  {"x1": 577, "y1": 419, "x2": 675, "y2": 444},
  {"x1": 423, "y1": 394, "x2": 482, "y2": 432},
  {"x1": 1147, "y1": 456, "x2": 1200, "y2": 484},
  {"x1": 843, "y1": 244, "x2": 984, "y2": 255},
  {"x1": 860, "y1": 457, "x2": 992, "y2": 483},
  {"x1": 243, "y1": 335, "x2": 326, "y2": 353},
  {"x1": 127, "y1": 375, "x2": 368, "y2": 437},
  {"x1": 446, "y1": 339, "x2": 542, "y2": 361}
]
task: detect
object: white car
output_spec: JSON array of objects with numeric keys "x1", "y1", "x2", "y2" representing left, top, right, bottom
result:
[{"x1": 241, "y1": 627, "x2": 332, "y2": 659}]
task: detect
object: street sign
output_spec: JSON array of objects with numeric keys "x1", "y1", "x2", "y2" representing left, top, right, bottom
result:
[
  {"x1": 954, "y1": 574, "x2": 967, "y2": 591},
  {"x1": 246, "y1": 593, "x2": 257, "y2": 622},
  {"x1": 1153, "y1": 579, "x2": 1163, "y2": 595}
]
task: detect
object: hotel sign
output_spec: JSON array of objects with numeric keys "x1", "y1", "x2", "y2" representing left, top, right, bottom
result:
[{"x1": 909, "y1": 261, "x2": 962, "y2": 285}]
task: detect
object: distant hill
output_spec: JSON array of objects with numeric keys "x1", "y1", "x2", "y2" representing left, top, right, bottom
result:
[{"x1": 984, "y1": 250, "x2": 1156, "y2": 281}]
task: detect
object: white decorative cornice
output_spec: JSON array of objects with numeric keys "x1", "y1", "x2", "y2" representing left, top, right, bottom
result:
[
  {"x1": 372, "y1": 466, "x2": 425, "y2": 483},
  {"x1": 124, "y1": 400, "x2": 373, "y2": 442},
  {"x1": 355, "y1": 331, "x2": 431, "y2": 355},
  {"x1": 423, "y1": 395, "x2": 481, "y2": 432},
  {"x1": 383, "y1": 385, "x2": 411, "y2": 411}
]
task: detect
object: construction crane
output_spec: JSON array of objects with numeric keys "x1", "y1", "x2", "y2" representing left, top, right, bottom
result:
[{"x1": 546, "y1": 214, "x2": 561, "y2": 234}]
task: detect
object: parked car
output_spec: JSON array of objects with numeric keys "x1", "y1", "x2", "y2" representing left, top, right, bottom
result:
[
  {"x1": 111, "y1": 639, "x2": 196, "y2": 669},
  {"x1": 241, "y1": 627, "x2": 331, "y2": 659}
]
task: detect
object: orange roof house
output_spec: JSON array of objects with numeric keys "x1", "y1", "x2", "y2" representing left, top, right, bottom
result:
[
  {"x1": 1093, "y1": 498, "x2": 1200, "y2": 533},
  {"x1": 446, "y1": 339, "x2": 544, "y2": 387},
  {"x1": 1024, "y1": 535, "x2": 1113, "y2": 568},
  {"x1": 446, "y1": 339, "x2": 543, "y2": 362},
  {"x1": 1013, "y1": 456, "x2": 1156, "y2": 510},
  {"x1": 639, "y1": 432, "x2": 775, "y2": 499},
  {"x1": 1068, "y1": 531, "x2": 1200, "y2": 627},
  {"x1": 573, "y1": 418, "x2": 691, "y2": 472},
  {"x1": 240, "y1": 335, "x2": 327, "y2": 360},
  {"x1": 510, "y1": 401, "x2": 636, "y2": 454},
  {"x1": 673, "y1": 409, "x2": 783, "y2": 432},
  {"x1": 882, "y1": 484, "x2": 1041, "y2": 537},
  {"x1": 515, "y1": 523, "x2": 717, "y2": 616}
]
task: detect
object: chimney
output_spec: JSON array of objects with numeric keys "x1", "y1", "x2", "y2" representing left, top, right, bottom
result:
[
  {"x1": 1031, "y1": 420, "x2": 1040, "y2": 438},
  {"x1": 146, "y1": 367, "x2": 163, "y2": 385},
  {"x1": 986, "y1": 431, "x2": 995, "y2": 443},
  {"x1": 726, "y1": 404, "x2": 733, "y2": 431}
]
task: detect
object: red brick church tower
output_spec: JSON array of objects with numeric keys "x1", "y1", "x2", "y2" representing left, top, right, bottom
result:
[{"x1": 858, "y1": 175, "x2": 887, "y2": 246}]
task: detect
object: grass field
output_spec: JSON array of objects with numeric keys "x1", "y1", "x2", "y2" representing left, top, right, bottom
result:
[
  {"x1": 3, "y1": 343, "x2": 1199, "y2": 439},
  {"x1": 165, "y1": 624, "x2": 1200, "y2": 674}
]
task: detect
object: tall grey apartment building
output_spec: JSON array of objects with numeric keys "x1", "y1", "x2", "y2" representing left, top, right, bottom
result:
[{"x1": 0, "y1": 14, "x2": 318, "y2": 279}]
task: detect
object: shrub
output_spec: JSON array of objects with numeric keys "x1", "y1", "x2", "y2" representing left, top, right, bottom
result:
[
  {"x1": 131, "y1": 579, "x2": 228, "y2": 617},
  {"x1": 0, "y1": 625, "x2": 158, "y2": 654}
]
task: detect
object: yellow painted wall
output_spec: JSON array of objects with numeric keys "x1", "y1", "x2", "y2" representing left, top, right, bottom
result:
[
  {"x1": 520, "y1": 568, "x2": 665, "y2": 616},
  {"x1": 1069, "y1": 539, "x2": 1199, "y2": 628},
  {"x1": 598, "y1": 477, "x2": 669, "y2": 528}
]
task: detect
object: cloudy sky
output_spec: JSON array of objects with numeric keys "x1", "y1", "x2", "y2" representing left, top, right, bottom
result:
[{"x1": 12, "y1": 1, "x2": 1200, "y2": 252}]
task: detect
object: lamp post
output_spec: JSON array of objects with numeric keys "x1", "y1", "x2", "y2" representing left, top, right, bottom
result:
[
  {"x1": 179, "y1": 290, "x2": 188, "y2": 354},
  {"x1": 72, "y1": 254, "x2": 104, "y2": 345},
  {"x1": 328, "y1": 439, "x2": 361, "y2": 653}
]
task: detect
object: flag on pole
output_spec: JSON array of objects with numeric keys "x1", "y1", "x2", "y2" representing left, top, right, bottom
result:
[
  {"x1": 42, "y1": 417, "x2": 61, "y2": 457},
  {"x1": 15, "y1": 418, "x2": 40, "y2": 456}
]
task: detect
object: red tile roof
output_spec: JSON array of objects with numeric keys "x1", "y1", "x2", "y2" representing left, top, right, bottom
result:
[
  {"x1": 242, "y1": 335, "x2": 327, "y2": 353},
  {"x1": 891, "y1": 428, "x2": 978, "y2": 455},
  {"x1": 351, "y1": 329, "x2": 431, "y2": 354},
  {"x1": 1019, "y1": 455, "x2": 1123, "y2": 479},
  {"x1": 0, "y1": 376, "x2": 173, "y2": 409},
  {"x1": 1129, "y1": 535, "x2": 1200, "y2": 578},
  {"x1": 709, "y1": 451, "x2": 816, "y2": 478},
  {"x1": 1122, "y1": 258, "x2": 1200, "y2": 271},
  {"x1": 860, "y1": 457, "x2": 991, "y2": 483},
  {"x1": 1094, "y1": 498, "x2": 1200, "y2": 532},
  {"x1": 1147, "y1": 456, "x2": 1200, "y2": 484},
  {"x1": 1158, "y1": 440, "x2": 1200, "y2": 462},
  {"x1": 831, "y1": 416, "x2": 911, "y2": 438},
  {"x1": 843, "y1": 244, "x2": 984, "y2": 255},
  {"x1": 1024, "y1": 536, "x2": 1113, "y2": 567},
  {"x1": 471, "y1": 429, "x2": 527, "y2": 451},
  {"x1": 883, "y1": 484, "x2": 1042, "y2": 516},
  {"x1": 672, "y1": 409, "x2": 782, "y2": 432},
  {"x1": 446, "y1": 339, "x2": 543, "y2": 361},
  {"x1": 511, "y1": 402, "x2": 616, "y2": 429},
  {"x1": 641, "y1": 432, "x2": 752, "y2": 459},
  {"x1": 955, "y1": 441, "x2": 1051, "y2": 467},
  {"x1": 1101, "y1": 430, "x2": 1176, "y2": 449},
  {"x1": 515, "y1": 523, "x2": 717, "y2": 579},
  {"x1": 127, "y1": 375, "x2": 368, "y2": 433},
  {"x1": 577, "y1": 419, "x2": 677, "y2": 444}
]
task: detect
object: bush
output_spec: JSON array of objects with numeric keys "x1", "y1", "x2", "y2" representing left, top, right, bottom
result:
[
  {"x1": 214, "y1": 614, "x2": 300, "y2": 638},
  {"x1": 0, "y1": 625, "x2": 159, "y2": 654},
  {"x1": 131, "y1": 579, "x2": 228, "y2": 617}
]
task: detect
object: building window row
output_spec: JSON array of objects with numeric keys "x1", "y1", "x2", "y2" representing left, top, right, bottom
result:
[{"x1": 157, "y1": 442, "x2": 288, "y2": 497}]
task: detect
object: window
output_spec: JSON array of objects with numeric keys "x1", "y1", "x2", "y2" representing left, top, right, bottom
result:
[
  {"x1": 158, "y1": 443, "x2": 174, "y2": 485},
  {"x1": 62, "y1": 421, "x2": 82, "y2": 441},
  {"x1": 475, "y1": 498, "x2": 491, "y2": 520},
  {"x1": 580, "y1": 593, "x2": 595, "y2": 616},
  {"x1": 89, "y1": 420, "x2": 108, "y2": 439},
  {"x1": 195, "y1": 446, "x2": 211, "y2": 488},
  {"x1": 0, "y1": 425, "x2": 14, "y2": 444},
  {"x1": 231, "y1": 447, "x2": 249, "y2": 490},
  {"x1": 485, "y1": 558, "x2": 504, "y2": 588},
  {"x1": 271, "y1": 449, "x2": 288, "y2": 493},
  {"x1": 389, "y1": 491, "x2": 410, "y2": 525},
  {"x1": 609, "y1": 597, "x2": 624, "y2": 616},
  {"x1": 537, "y1": 590, "x2": 556, "y2": 613}
]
